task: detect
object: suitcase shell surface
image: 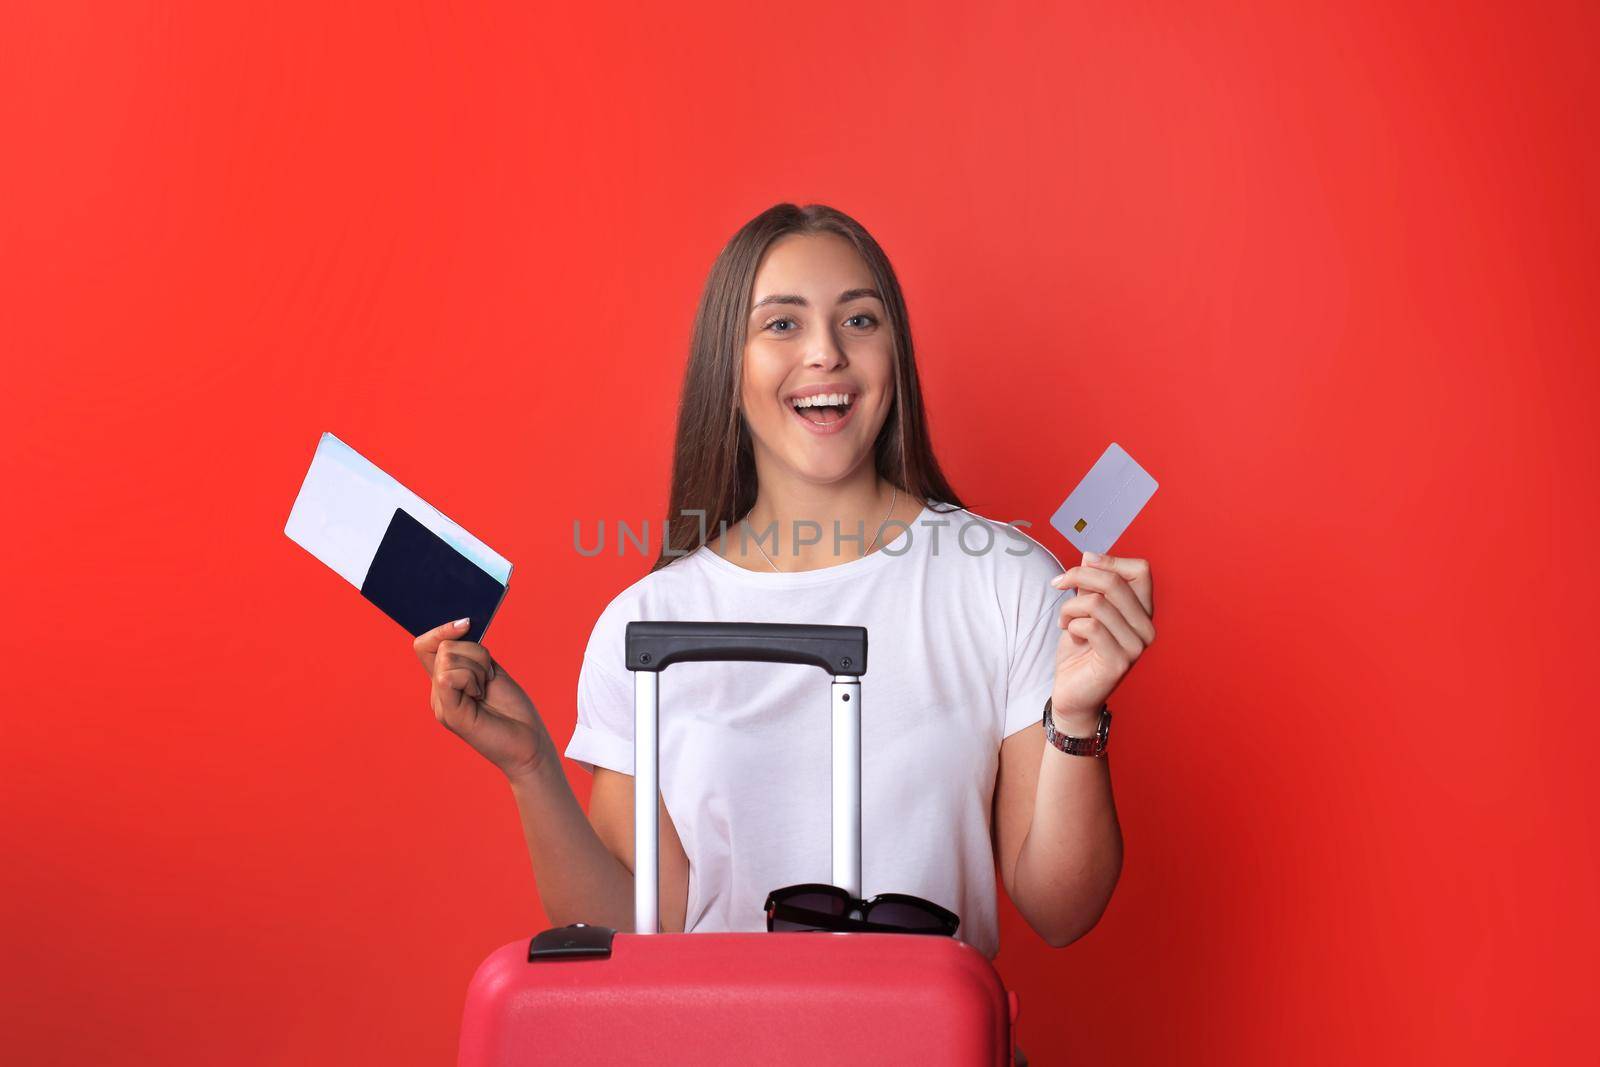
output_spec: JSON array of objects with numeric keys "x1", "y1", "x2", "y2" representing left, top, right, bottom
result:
[
  {"x1": 459, "y1": 930, "x2": 1015, "y2": 1065},
  {"x1": 458, "y1": 622, "x2": 1016, "y2": 1065}
]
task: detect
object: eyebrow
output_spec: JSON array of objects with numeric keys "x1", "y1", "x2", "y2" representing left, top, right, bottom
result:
[{"x1": 750, "y1": 287, "x2": 883, "y2": 312}]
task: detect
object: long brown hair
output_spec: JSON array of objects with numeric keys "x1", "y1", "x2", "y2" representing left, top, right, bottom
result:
[{"x1": 651, "y1": 203, "x2": 964, "y2": 571}]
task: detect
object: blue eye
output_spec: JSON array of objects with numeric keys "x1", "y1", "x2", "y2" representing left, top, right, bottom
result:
[{"x1": 762, "y1": 313, "x2": 878, "y2": 333}]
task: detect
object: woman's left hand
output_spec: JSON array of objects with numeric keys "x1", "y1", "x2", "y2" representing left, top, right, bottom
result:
[{"x1": 1048, "y1": 552, "x2": 1157, "y2": 727}]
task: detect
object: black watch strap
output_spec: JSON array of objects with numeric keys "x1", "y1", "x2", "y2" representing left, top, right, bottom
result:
[{"x1": 1042, "y1": 697, "x2": 1111, "y2": 757}]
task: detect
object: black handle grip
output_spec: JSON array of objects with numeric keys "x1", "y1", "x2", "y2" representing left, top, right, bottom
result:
[
  {"x1": 625, "y1": 621, "x2": 867, "y2": 676},
  {"x1": 528, "y1": 923, "x2": 614, "y2": 962}
]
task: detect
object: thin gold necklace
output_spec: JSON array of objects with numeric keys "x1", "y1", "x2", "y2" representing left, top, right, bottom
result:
[{"x1": 742, "y1": 486, "x2": 899, "y2": 574}]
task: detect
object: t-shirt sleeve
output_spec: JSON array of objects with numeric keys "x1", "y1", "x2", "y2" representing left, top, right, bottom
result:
[
  {"x1": 564, "y1": 614, "x2": 636, "y2": 776},
  {"x1": 1003, "y1": 598, "x2": 1066, "y2": 738},
  {"x1": 1002, "y1": 538, "x2": 1070, "y2": 740}
]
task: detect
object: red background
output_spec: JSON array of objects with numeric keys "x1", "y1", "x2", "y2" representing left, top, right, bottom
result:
[{"x1": 3, "y1": 2, "x2": 1595, "y2": 1063}]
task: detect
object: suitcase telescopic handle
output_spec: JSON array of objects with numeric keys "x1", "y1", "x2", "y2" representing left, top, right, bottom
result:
[
  {"x1": 625, "y1": 620, "x2": 867, "y2": 935},
  {"x1": 625, "y1": 621, "x2": 867, "y2": 676}
]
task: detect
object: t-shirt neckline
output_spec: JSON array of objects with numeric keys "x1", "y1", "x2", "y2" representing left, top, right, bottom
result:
[{"x1": 687, "y1": 501, "x2": 938, "y2": 587}]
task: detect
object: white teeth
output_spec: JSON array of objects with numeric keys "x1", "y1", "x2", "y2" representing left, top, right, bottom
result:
[{"x1": 792, "y1": 393, "x2": 853, "y2": 409}]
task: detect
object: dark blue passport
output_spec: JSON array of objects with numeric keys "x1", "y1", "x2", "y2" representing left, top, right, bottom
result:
[{"x1": 360, "y1": 507, "x2": 506, "y2": 644}]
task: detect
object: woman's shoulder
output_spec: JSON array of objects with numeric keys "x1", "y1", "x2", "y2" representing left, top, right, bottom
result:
[
  {"x1": 919, "y1": 500, "x2": 1068, "y2": 585},
  {"x1": 579, "y1": 551, "x2": 713, "y2": 667},
  {"x1": 914, "y1": 501, "x2": 1070, "y2": 643}
]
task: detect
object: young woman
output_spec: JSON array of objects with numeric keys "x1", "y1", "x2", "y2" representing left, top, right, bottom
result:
[{"x1": 414, "y1": 204, "x2": 1156, "y2": 1059}]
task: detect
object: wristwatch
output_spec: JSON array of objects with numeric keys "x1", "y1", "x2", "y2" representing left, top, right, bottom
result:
[{"x1": 1042, "y1": 697, "x2": 1112, "y2": 758}]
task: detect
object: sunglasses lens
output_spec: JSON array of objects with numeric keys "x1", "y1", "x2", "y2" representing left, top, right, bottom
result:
[
  {"x1": 769, "y1": 888, "x2": 847, "y2": 931},
  {"x1": 865, "y1": 899, "x2": 950, "y2": 933}
]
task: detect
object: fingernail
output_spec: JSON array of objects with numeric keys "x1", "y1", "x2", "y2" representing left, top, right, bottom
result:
[
  {"x1": 452, "y1": 617, "x2": 470, "y2": 629},
  {"x1": 1085, "y1": 551, "x2": 1103, "y2": 564}
]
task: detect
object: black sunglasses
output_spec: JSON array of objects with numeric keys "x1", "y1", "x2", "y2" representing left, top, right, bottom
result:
[{"x1": 764, "y1": 883, "x2": 960, "y2": 936}]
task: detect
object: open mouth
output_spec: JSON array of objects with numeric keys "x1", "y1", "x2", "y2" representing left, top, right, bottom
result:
[{"x1": 790, "y1": 392, "x2": 856, "y2": 429}]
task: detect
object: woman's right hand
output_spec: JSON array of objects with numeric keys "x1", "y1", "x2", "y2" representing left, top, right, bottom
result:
[{"x1": 414, "y1": 618, "x2": 548, "y2": 783}]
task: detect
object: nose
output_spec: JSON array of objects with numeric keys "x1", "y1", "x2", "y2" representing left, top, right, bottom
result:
[{"x1": 804, "y1": 327, "x2": 849, "y2": 372}]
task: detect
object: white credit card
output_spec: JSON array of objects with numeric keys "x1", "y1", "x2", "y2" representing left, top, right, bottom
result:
[{"x1": 1048, "y1": 443, "x2": 1158, "y2": 556}]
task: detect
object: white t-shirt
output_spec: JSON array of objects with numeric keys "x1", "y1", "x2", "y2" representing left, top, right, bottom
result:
[{"x1": 563, "y1": 500, "x2": 1068, "y2": 960}]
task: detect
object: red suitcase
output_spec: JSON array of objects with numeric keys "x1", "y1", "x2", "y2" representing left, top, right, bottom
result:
[{"x1": 458, "y1": 622, "x2": 1019, "y2": 1066}]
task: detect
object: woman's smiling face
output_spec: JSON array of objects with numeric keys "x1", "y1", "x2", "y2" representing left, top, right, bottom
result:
[{"x1": 740, "y1": 232, "x2": 895, "y2": 485}]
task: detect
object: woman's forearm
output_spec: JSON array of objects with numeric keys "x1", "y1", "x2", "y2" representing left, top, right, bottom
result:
[
  {"x1": 1012, "y1": 714, "x2": 1124, "y2": 948},
  {"x1": 506, "y1": 751, "x2": 636, "y2": 931}
]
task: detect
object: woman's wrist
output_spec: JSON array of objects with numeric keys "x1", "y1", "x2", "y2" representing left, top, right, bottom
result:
[
  {"x1": 1048, "y1": 699, "x2": 1104, "y2": 738},
  {"x1": 503, "y1": 726, "x2": 557, "y2": 792},
  {"x1": 505, "y1": 760, "x2": 547, "y2": 793}
]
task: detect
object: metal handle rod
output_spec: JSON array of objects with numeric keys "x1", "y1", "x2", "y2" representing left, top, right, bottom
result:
[
  {"x1": 831, "y1": 677, "x2": 862, "y2": 899},
  {"x1": 633, "y1": 669, "x2": 659, "y2": 935}
]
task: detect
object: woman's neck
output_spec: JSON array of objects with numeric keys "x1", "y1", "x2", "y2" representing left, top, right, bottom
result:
[{"x1": 713, "y1": 468, "x2": 921, "y2": 573}]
